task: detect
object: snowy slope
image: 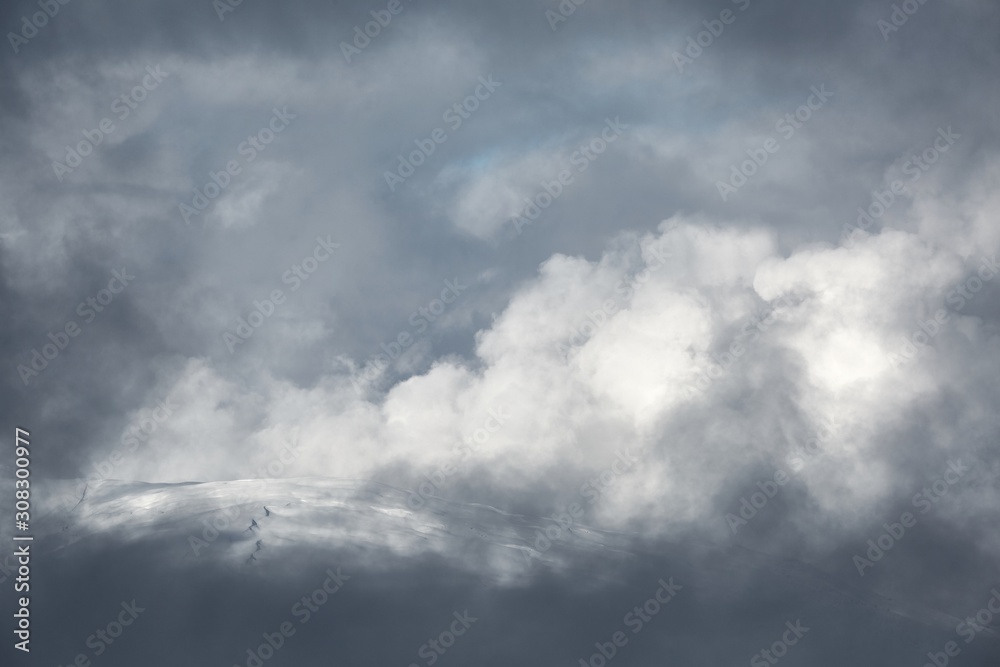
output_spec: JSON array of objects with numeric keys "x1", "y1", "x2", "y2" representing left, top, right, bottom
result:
[{"x1": 21, "y1": 474, "x2": 991, "y2": 643}]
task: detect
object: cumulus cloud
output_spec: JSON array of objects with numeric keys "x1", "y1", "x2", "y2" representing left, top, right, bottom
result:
[
  {"x1": 81, "y1": 205, "x2": 998, "y2": 562},
  {"x1": 3, "y1": 0, "x2": 1000, "y2": 664}
]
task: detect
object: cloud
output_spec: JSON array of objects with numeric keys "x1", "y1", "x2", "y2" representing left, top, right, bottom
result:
[
  {"x1": 68, "y1": 205, "x2": 998, "y2": 570},
  {"x1": 3, "y1": 0, "x2": 1000, "y2": 665}
]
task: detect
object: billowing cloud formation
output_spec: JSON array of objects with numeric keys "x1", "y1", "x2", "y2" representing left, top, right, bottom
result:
[
  {"x1": 2, "y1": 0, "x2": 1000, "y2": 665},
  {"x1": 79, "y1": 190, "x2": 1000, "y2": 565}
]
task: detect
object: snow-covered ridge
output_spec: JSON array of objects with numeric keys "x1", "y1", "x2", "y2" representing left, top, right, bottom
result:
[
  {"x1": 19, "y1": 476, "x2": 990, "y2": 638},
  {"x1": 32, "y1": 477, "x2": 634, "y2": 583}
]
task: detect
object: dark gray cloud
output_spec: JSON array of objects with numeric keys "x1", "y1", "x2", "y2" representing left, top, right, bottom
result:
[{"x1": 2, "y1": 0, "x2": 1000, "y2": 664}]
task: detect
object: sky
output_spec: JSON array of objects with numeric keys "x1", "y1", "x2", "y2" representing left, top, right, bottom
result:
[{"x1": 1, "y1": 0, "x2": 1000, "y2": 665}]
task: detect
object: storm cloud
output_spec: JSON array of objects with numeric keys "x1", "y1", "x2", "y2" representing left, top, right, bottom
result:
[{"x1": 1, "y1": 0, "x2": 999, "y2": 665}]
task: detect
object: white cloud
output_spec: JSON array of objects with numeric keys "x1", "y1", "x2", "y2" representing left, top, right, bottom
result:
[
  {"x1": 96, "y1": 193, "x2": 998, "y2": 566},
  {"x1": 438, "y1": 147, "x2": 571, "y2": 239}
]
